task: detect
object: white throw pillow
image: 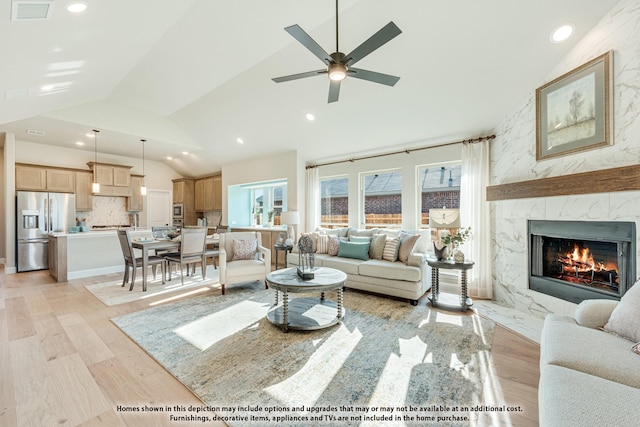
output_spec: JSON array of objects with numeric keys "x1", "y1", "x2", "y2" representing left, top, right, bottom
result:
[
  {"x1": 604, "y1": 282, "x2": 640, "y2": 342},
  {"x1": 232, "y1": 239, "x2": 257, "y2": 261},
  {"x1": 316, "y1": 234, "x2": 329, "y2": 254}
]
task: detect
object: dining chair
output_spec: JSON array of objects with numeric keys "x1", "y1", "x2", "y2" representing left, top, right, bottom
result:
[
  {"x1": 163, "y1": 227, "x2": 207, "y2": 285},
  {"x1": 117, "y1": 229, "x2": 166, "y2": 291},
  {"x1": 203, "y1": 227, "x2": 226, "y2": 274}
]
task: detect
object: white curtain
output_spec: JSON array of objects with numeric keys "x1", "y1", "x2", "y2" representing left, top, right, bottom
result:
[
  {"x1": 460, "y1": 140, "x2": 492, "y2": 299},
  {"x1": 305, "y1": 167, "x2": 320, "y2": 233}
]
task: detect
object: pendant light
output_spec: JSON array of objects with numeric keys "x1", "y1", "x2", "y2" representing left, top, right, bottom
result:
[
  {"x1": 92, "y1": 129, "x2": 100, "y2": 193},
  {"x1": 140, "y1": 139, "x2": 147, "y2": 196}
]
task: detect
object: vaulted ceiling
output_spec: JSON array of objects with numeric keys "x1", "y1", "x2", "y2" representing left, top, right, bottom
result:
[{"x1": 0, "y1": 0, "x2": 619, "y2": 176}]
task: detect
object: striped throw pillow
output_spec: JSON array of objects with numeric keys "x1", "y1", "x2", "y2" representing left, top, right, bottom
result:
[
  {"x1": 382, "y1": 237, "x2": 400, "y2": 262},
  {"x1": 316, "y1": 234, "x2": 329, "y2": 254}
]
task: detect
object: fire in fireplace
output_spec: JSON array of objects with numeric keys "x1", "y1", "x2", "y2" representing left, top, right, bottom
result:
[{"x1": 529, "y1": 220, "x2": 636, "y2": 304}]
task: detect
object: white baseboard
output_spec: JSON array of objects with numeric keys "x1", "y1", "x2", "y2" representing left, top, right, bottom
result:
[{"x1": 67, "y1": 265, "x2": 124, "y2": 280}]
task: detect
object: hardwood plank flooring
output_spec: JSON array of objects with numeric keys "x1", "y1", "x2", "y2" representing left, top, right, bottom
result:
[{"x1": 0, "y1": 267, "x2": 540, "y2": 426}]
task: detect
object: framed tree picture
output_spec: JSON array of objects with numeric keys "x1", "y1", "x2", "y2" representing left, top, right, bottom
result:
[{"x1": 536, "y1": 50, "x2": 613, "y2": 161}]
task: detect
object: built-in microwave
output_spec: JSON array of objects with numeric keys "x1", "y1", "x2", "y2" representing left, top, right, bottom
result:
[{"x1": 172, "y1": 203, "x2": 184, "y2": 218}]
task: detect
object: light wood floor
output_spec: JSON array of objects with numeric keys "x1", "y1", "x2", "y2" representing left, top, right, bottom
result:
[{"x1": 0, "y1": 268, "x2": 539, "y2": 426}]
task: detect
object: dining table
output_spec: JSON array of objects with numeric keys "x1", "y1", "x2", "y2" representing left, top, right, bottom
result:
[{"x1": 132, "y1": 235, "x2": 219, "y2": 291}]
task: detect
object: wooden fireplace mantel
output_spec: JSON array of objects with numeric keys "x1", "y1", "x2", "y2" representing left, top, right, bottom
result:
[{"x1": 486, "y1": 164, "x2": 640, "y2": 201}]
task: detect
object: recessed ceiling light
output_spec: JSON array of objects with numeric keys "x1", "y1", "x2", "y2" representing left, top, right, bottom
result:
[
  {"x1": 236, "y1": 138, "x2": 244, "y2": 144},
  {"x1": 182, "y1": 151, "x2": 189, "y2": 155},
  {"x1": 306, "y1": 113, "x2": 315, "y2": 121},
  {"x1": 66, "y1": 2, "x2": 87, "y2": 13},
  {"x1": 166, "y1": 156, "x2": 173, "y2": 160},
  {"x1": 551, "y1": 24, "x2": 574, "y2": 43},
  {"x1": 75, "y1": 141, "x2": 84, "y2": 146}
]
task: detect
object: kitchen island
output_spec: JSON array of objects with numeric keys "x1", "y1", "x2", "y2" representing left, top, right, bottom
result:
[{"x1": 49, "y1": 229, "x2": 153, "y2": 282}]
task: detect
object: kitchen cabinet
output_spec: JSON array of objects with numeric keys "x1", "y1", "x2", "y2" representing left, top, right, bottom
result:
[
  {"x1": 75, "y1": 171, "x2": 93, "y2": 211},
  {"x1": 16, "y1": 164, "x2": 76, "y2": 193},
  {"x1": 172, "y1": 178, "x2": 197, "y2": 225},
  {"x1": 89, "y1": 162, "x2": 131, "y2": 187},
  {"x1": 195, "y1": 175, "x2": 222, "y2": 212},
  {"x1": 128, "y1": 175, "x2": 144, "y2": 212},
  {"x1": 16, "y1": 165, "x2": 47, "y2": 191},
  {"x1": 46, "y1": 169, "x2": 75, "y2": 193}
]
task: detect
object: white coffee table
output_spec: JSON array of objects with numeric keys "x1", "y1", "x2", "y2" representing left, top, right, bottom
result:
[{"x1": 266, "y1": 267, "x2": 347, "y2": 332}]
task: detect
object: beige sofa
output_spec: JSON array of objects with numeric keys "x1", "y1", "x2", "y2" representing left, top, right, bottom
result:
[
  {"x1": 286, "y1": 227, "x2": 432, "y2": 305},
  {"x1": 539, "y1": 289, "x2": 640, "y2": 427}
]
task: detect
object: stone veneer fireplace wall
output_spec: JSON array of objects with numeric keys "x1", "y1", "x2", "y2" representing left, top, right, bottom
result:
[{"x1": 489, "y1": 0, "x2": 640, "y2": 319}]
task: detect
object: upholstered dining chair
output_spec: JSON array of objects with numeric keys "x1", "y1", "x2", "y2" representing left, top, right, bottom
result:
[
  {"x1": 218, "y1": 231, "x2": 271, "y2": 295},
  {"x1": 203, "y1": 227, "x2": 226, "y2": 275},
  {"x1": 163, "y1": 227, "x2": 207, "y2": 285},
  {"x1": 117, "y1": 229, "x2": 165, "y2": 291}
]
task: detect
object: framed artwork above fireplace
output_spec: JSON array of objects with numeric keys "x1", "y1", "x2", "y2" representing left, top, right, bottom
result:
[{"x1": 536, "y1": 50, "x2": 613, "y2": 161}]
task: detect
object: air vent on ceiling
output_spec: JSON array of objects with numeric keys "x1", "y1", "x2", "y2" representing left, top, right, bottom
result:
[
  {"x1": 5, "y1": 88, "x2": 30, "y2": 99},
  {"x1": 26, "y1": 129, "x2": 46, "y2": 136},
  {"x1": 11, "y1": 1, "x2": 55, "y2": 21}
]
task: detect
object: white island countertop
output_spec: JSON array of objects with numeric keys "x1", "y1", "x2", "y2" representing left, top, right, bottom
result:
[{"x1": 50, "y1": 229, "x2": 155, "y2": 280}]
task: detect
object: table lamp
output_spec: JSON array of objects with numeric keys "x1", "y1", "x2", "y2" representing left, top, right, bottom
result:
[
  {"x1": 280, "y1": 211, "x2": 300, "y2": 245},
  {"x1": 429, "y1": 208, "x2": 461, "y2": 243}
]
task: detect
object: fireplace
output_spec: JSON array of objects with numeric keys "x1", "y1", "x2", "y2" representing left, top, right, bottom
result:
[{"x1": 528, "y1": 220, "x2": 636, "y2": 304}]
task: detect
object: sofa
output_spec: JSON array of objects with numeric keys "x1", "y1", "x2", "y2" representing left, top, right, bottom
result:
[
  {"x1": 286, "y1": 227, "x2": 432, "y2": 305},
  {"x1": 538, "y1": 281, "x2": 640, "y2": 427}
]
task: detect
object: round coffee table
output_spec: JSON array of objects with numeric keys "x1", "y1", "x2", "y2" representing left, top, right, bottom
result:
[{"x1": 266, "y1": 267, "x2": 347, "y2": 332}]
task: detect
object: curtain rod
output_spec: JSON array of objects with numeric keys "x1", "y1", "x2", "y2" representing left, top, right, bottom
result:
[{"x1": 305, "y1": 134, "x2": 496, "y2": 169}]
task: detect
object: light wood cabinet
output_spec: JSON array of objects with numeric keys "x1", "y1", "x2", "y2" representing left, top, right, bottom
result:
[
  {"x1": 128, "y1": 175, "x2": 144, "y2": 212},
  {"x1": 172, "y1": 178, "x2": 197, "y2": 225},
  {"x1": 212, "y1": 175, "x2": 222, "y2": 211},
  {"x1": 90, "y1": 163, "x2": 131, "y2": 187},
  {"x1": 46, "y1": 169, "x2": 75, "y2": 192},
  {"x1": 75, "y1": 171, "x2": 93, "y2": 211},
  {"x1": 195, "y1": 175, "x2": 222, "y2": 212},
  {"x1": 16, "y1": 165, "x2": 47, "y2": 191}
]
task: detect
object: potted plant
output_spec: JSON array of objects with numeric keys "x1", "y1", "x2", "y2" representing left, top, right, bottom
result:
[
  {"x1": 267, "y1": 210, "x2": 274, "y2": 227},
  {"x1": 442, "y1": 226, "x2": 472, "y2": 262}
]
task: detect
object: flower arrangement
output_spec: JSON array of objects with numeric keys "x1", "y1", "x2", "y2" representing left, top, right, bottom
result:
[{"x1": 442, "y1": 226, "x2": 472, "y2": 246}]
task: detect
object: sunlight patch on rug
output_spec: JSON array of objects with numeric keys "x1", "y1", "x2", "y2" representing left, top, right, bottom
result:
[
  {"x1": 264, "y1": 324, "x2": 362, "y2": 409},
  {"x1": 175, "y1": 299, "x2": 271, "y2": 351},
  {"x1": 83, "y1": 266, "x2": 221, "y2": 306}
]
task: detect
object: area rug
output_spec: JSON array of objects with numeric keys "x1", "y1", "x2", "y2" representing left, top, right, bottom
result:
[
  {"x1": 84, "y1": 266, "x2": 221, "y2": 306},
  {"x1": 113, "y1": 287, "x2": 498, "y2": 426}
]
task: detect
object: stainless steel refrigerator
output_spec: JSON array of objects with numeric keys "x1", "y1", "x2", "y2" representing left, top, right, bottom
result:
[{"x1": 17, "y1": 191, "x2": 76, "y2": 272}]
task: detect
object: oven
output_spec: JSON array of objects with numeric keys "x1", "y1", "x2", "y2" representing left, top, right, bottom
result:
[
  {"x1": 172, "y1": 218, "x2": 183, "y2": 229},
  {"x1": 172, "y1": 203, "x2": 184, "y2": 219}
]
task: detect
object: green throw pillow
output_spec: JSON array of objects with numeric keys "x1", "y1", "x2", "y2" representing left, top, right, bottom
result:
[{"x1": 338, "y1": 240, "x2": 370, "y2": 261}]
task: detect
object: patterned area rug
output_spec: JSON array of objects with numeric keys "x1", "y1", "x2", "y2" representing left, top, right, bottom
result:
[
  {"x1": 112, "y1": 287, "x2": 496, "y2": 426},
  {"x1": 84, "y1": 266, "x2": 221, "y2": 306}
]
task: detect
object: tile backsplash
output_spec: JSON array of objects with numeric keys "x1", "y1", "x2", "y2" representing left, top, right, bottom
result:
[{"x1": 77, "y1": 197, "x2": 131, "y2": 226}]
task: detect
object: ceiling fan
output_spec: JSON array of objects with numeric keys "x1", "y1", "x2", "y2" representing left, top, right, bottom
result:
[{"x1": 272, "y1": 0, "x2": 402, "y2": 103}]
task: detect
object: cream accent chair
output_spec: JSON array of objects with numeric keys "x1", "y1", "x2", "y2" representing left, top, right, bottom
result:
[{"x1": 219, "y1": 231, "x2": 271, "y2": 295}]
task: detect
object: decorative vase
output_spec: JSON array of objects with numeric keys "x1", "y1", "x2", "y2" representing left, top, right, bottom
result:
[
  {"x1": 454, "y1": 247, "x2": 465, "y2": 263},
  {"x1": 433, "y1": 242, "x2": 450, "y2": 261}
]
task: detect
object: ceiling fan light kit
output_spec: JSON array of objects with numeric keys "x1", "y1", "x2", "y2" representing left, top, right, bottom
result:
[{"x1": 272, "y1": 0, "x2": 402, "y2": 103}]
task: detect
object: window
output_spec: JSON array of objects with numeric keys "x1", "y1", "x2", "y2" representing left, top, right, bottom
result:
[
  {"x1": 227, "y1": 179, "x2": 287, "y2": 227},
  {"x1": 361, "y1": 169, "x2": 402, "y2": 229},
  {"x1": 320, "y1": 176, "x2": 348, "y2": 229},
  {"x1": 418, "y1": 164, "x2": 461, "y2": 228}
]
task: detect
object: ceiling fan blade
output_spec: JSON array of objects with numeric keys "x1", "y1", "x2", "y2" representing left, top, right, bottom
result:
[
  {"x1": 285, "y1": 24, "x2": 332, "y2": 65},
  {"x1": 348, "y1": 67, "x2": 400, "y2": 86},
  {"x1": 272, "y1": 69, "x2": 327, "y2": 83},
  {"x1": 328, "y1": 80, "x2": 341, "y2": 103},
  {"x1": 344, "y1": 21, "x2": 402, "y2": 66}
]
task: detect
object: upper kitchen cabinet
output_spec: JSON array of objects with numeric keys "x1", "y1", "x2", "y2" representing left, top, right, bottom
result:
[
  {"x1": 16, "y1": 164, "x2": 75, "y2": 193},
  {"x1": 16, "y1": 164, "x2": 47, "y2": 191},
  {"x1": 195, "y1": 175, "x2": 222, "y2": 212},
  {"x1": 87, "y1": 162, "x2": 132, "y2": 196},
  {"x1": 88, "y1": 162, "x2": 131, "y2": 187},
  {"x1": 172, "y1": 178, "x2": 194, "y2": 204},
  {"x1": 128, "y1": 175, "x2": 144, "y2": 212},
  {"x1": 75, "y1": 171, "x2": 93, "y2": 211}
]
